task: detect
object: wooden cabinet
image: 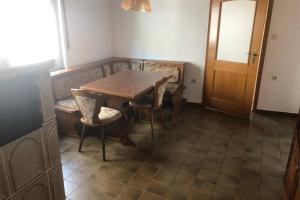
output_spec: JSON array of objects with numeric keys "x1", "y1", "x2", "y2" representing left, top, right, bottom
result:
[
  {"x1": 0, "y1": 151, "x2": 10, "y2": 200},
  {"x1": 0, "y1": 68, "x2": 65, "y2": 200},
  {"x1": 285, "y1": 115, "x2": 300, "y2": 200},
  {"x1": 48, "y1": 164, "x2": 65, "y2": 200},
  {"x1": 42, "y1": 120, "x2": 61, "y2": 168},
  {"x1": 12, "y1": 174, "x2": 51, "y2": 200},
  {"x1": 0, "y1": 126, "x2": 65, "y2": 200},
  {"x1": 2, "y1": 129, "x2": 46, "y2": 192}
]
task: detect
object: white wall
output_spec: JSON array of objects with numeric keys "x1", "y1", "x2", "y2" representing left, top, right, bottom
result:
[
  {"x1": 64, "y1": 0, "x2": 112, "y2": 66},
  {"x1": 110, "y1": 0, "x2": 210, "y2": 103},
  {"x1": 63, "y1": 0, "x2": 300, "y2": 113},
  {"x1": 257, "y1": 0, "x2": 300, "y2": 113}
]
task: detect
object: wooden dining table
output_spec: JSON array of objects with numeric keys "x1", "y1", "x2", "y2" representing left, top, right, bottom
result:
[
  {"x1": 81, "y1": 70, "x2": 165, "y2": 100},
  {"x1": 80, "y1": 70, "x2": 166, "y2": 145}
]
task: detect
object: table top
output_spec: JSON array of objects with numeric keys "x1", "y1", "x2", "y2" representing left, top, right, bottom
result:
[{"x1": 81, "y1": 70, "x2": 165, "y2": 100}]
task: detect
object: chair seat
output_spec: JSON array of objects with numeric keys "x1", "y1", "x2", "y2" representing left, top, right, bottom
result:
[
  {"x1": 129, "y1": 95, "x2": 154, "y2": 108},
  {"x1": 56, "y1": 96, "x2": 79, "y2": 113},
  {"x1": 165, "y1": 83, "x2": 179, "y2": 95},
  {"x1": 80, "y1": 107, "x2": 122, "y2": 125},
  {"x1": 99, "y1": 107, "x2": 122, "y2": 123}
]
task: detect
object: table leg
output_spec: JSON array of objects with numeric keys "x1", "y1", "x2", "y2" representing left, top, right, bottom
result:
[
  {"x1": 120, "y1": 111, "x2": 136, "y2": 146},
  {"x1": 105, "y1": 97, "x2": 137, "y2": 146}
]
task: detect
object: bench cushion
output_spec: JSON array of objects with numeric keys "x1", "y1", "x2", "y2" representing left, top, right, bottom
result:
[
  {"x1": 98, "y1": 107, "x2": 122, "y2": 124},
  {"x1": 153, "y1": 65, "x2": 180, "y2": 83},
  {"x1": 144, "y1": 63, "x2": 180, "y2": 83},
  {"x1": 112, "y1": 62, "x2": 130, "y2": 74},
  {"x1": 52, "y1": 68, "x2": 103, "y2": 100},
  {"x1": 80, "y1": 107, "x2": 122, "y2": 124},
  {"x1": 56, "y1": 96, "x2": 79, "y2": 113},
  {"x1": 130, "y1": 61, "x2": 143, "y2": 71},
  {"x1": 102, "y1": 64, "x2": 112, "y2": 77}
]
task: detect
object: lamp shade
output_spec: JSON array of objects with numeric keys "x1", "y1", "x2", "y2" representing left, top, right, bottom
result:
[{"x1": 121, "y1": 0, "x2": 151, "y2": 12}]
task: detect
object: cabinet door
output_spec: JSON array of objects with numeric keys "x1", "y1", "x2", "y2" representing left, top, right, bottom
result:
[
  {"x1": 0, "y1": 150, "x2": 10, "y2": 200},
  {"x1": 48, "y1": 165, "x2": 65, "y2": 200},
  {"x1": 42, "y1": 120, "x2": 61, "y2": 168},
  {"x1": 3, "y1": 129, "x2": 46, "y2": 192},
  {"x1": 12, "y1": 174, "x2": 51, "y2": 200}
]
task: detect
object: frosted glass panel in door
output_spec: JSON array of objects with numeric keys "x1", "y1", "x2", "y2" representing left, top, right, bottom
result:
[{"x1": 217, "y1": 1, "x2": 256, "y2": 63}]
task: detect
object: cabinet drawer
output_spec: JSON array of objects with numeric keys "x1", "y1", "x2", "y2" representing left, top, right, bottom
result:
[
  {"x1": 42, "y1": 120, "x2": 61, "y2": 168},
  {"x1": 12, "y1": 174, "x2": 51, "y2": 200},
  {"x1": 0, "y1": 150, "x2": 10, "y2": 200},
  {"x1": 48, "y1": 164, "x2": 65, "y2": 200},
  {"x1": 2, "y1": 129, "x2": 46, "y2": 192}
]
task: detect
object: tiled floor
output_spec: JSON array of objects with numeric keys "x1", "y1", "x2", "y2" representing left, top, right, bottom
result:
[{"x1": 60, "y1": 106, "x2": 296, "y2": 200}]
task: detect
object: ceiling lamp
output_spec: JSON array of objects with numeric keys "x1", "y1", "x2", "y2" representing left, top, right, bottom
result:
[{"x1": 121, "y1": 0, "x2": 151, "y2": 12}]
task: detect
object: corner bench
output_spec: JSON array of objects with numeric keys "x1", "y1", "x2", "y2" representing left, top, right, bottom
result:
[{"x1": 51, "y1": 58, "x2": 185, "y2": 137}]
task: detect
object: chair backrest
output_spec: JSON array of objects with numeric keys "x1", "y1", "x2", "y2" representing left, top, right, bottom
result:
[
  {"x1": 153, "y1": 77, "x2": 170, "y2": 109},
  {"x1": 71, "y1": 89, "x2": 106, "y2": 125}
]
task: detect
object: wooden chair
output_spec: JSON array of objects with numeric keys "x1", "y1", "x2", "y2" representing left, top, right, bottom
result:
[
  {"x1": 129, "y1": 77, "x2": 170, "y2": 139},
  {"x1": 71, "y1": 89, "x2": 122, "y2": 161}
]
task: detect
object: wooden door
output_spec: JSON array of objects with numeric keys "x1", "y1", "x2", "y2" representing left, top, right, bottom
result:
[{"x1": 203, "y1": 0, "x2": 271, "y2": 118}]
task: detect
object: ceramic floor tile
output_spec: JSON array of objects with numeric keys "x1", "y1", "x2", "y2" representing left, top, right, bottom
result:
[
  {"x1": 64, "y1": 180, "x2": 79, "y2": 197},
  {"x1": 128, "y1": 175, "x2": 152, "y2": 191},
  {"x1": 197, "y1": 169, "x2": 219, "y2": 184},
  {"x1": 98, "y1": 180, "x2": 126, "y2": 197},
  {"x1": 165, "y1": 186, "x2": 189, "y2": 200},
  {"x1": 172, "y1": 174, "x2": 195, "y2": 188},
  {"x1": 65, "y1": 169, "x2": 92, "y2": 184},
  {"x1": 187, "y1": 191, "x2": 210, "y2": 200},
  {"x1": 116, "y1": 186, "x2": 143, "y2": 200},
  {"x1": 146, "y1": 180, "x2": 169, "y2": 196},
  {"x1": 212, "y1": 185, "x2": 237, "y2": 200},
  {"x1": 154, "y1": 168, "x2": 177, "y2": 184},
  {"x1": 58, "y1": 106, "x2": 295, "y2": 200},
  {"x1": 192, "y1": 179, "x2": 215, "y2": 196},
  {"x1": 136, "y1": 165, "x2": 159, "y2": 177},
  {"x1": 138, "y1": 191, "x2": 163, "y2": 200},
  {"x1": 220, "y1": 164, "x2": 240, "y2": 178},
  {"x1": 217, "y1": 174, "x2": 239, "y2": 189}
]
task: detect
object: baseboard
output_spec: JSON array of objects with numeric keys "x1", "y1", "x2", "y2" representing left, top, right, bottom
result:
[
  {"x1": 183, "y1": 99, "x2": 203, "y2": 107},
  {"x1": 255, "y1": 109, "x2": 298, "y2": 117}
]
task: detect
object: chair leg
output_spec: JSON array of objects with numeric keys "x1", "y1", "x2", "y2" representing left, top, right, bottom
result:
[
  {"x1": 100, "y1": 126, "x2": 106, "y2": 161},
  {"x1": 130, "y1": 107, "x2": 137, "y2": 130},
  {"x1": 172, "y1": 94, "x2": 183, "y2": 120},
  {"x1": 138, "y1": 109, "x2": 142, "y2": 121},
  {"x1": 150, "y1": 109, "x2": 154, "y2": 140},
  {"x1": 159, "y1": 108, "x2": 166, "y2": 128},
  {"x1": 78, "y1": 125, "x2": 86, "y2": 152}
]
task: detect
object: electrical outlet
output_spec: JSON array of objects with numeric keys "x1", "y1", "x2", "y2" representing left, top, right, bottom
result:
[
  {"x1": 271, "y1": 33, "x2": 279, "y2": 40},
  {"x1": 272, "y1": 75, "x2": 278, "y2": 81}
]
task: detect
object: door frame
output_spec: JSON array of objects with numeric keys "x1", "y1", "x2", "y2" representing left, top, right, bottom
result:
[{"x1": 202, "y1": 0, "x2": 274, "y2": 114}]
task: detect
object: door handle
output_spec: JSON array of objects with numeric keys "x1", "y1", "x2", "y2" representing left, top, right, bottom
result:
[{"x1": 248, "y1": 51, "x2": 258, "y2": 63}]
